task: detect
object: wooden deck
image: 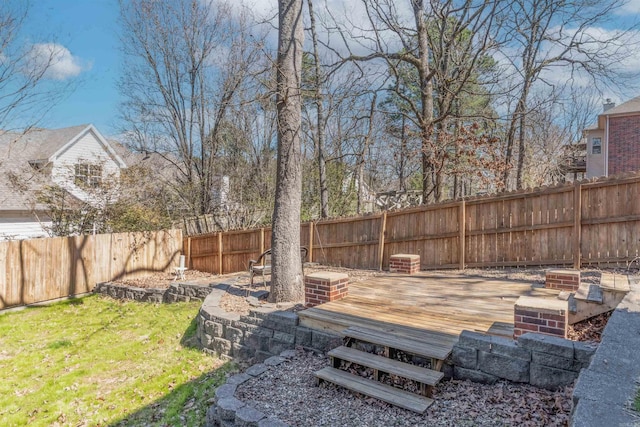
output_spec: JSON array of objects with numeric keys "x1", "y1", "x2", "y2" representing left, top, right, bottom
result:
[{"x1": 299, "y1": 272, "x2": 560, "y2": 342}]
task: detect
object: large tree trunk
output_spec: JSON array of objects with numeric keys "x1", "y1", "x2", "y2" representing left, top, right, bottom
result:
[{"x1": 270, "y1": 0, "x2": 304, "y2": 303}]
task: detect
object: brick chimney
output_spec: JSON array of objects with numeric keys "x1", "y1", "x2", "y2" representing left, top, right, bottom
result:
[{"x1": 603, "y1": 98, "x2": 615, "y2": 112}]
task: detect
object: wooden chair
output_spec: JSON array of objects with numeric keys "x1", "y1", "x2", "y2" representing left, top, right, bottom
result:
[{"x1": 248, "y1": 247, "x2": 308, "y2": 294}]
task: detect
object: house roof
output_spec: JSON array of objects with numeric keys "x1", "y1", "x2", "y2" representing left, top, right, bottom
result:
[
  {"x1": 601, "y1": 95, "x2": 640, "y2": 116},
  {"x1": 0, "y1": 124, "x2": 89, "y2": 162},
  {"x1": 0, "y1": 124, "x2": 126, "y2": 212},
  {"x1": 585, "y1": 96, "x2": 640, "y2": 131}
]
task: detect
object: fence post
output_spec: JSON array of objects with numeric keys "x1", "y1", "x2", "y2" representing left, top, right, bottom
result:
[
  {"x1": 218, "y1": 232, "x2": 223, "y2": 274},
  {"x1": 573, "y1": 182, "x2": 582, "y2": 269},
  {"x1": 260, "y1": 228, "x2": 265, "y2": 254},
  {"x1": 308, "y1": 222, "x2": 314, "y2": 263},
  {"x1": 459, "y1": 200, "x2": 466, "y2": 270},
  {"x1": 378, "y1": 211, "x2": 387, "y2": 271},
  {"x1": 187, "y1": 236, "x2": 192, "y2": 269}
]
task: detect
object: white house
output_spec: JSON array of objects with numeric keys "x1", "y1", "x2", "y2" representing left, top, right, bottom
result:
[{"x1": 0, "y1": 124, "x2": 127, "y2": 240}]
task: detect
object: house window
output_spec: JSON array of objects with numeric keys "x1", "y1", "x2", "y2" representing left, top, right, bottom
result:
[
  {"x1": 74, "y1": 163, "x2": 102, "y2": 187},
  {"x1": 592, "y1": 137, "x2": 602, "y2": 155}
]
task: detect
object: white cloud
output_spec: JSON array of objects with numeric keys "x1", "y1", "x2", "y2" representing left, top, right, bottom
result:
[
  {"x1": 619, "y1": 0, "x2": 640, "y2": 13},
  {"x1": 28, "y1": 43, "x2": 88, "y2": 80}
]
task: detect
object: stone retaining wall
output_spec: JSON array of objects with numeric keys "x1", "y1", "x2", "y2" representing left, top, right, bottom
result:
[
  {"x1": 571, "y1": 276, "x2": 640, "y2": 426},
  {"x1": 94, "y1": 282, "x2": 213, "y2": 303},
  {"x1": 205, "y1": 351, "x2": 296, "y2": 427},
  {"x1": 197, "y1": 289, "x2": 342, "y2": 362},
  {"x1": 452, "y1": 331, "x2": 596, "y2": 390}
]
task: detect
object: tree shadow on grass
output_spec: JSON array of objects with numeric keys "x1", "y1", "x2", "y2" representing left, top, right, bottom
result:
[
  {"x1": 107, "y1": 361, "x2": 235, "y2": 427},
  {"x1": 109, "y1": 316, "x2": 236, "y2": 426},
  {"x1": 180, "y1": 315, "x2": 201, "y2": 349}
]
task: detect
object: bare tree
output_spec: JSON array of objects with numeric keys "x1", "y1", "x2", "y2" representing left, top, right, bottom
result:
[
  {"x1": 499, "y1": 0, "x2": 638, "y2": 190},
  {"x1": 331, "y1": 0, "x2": 502, "y2": 203},
  {"x1": 118, "y1": 0, "x2": 264, "y2": 216},
  {"x1": 0, "y1": 2, "x2": 71, "y2": 131},
  {"x1": 270, "y1": 0, "x2": 305, "y2": 302},
  {"x1": 305, "y1": 0, "x2": 329, "y2": 218}
]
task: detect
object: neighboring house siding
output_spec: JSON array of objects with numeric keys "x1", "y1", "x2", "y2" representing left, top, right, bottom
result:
[
  {"x1": 586, "y1": 129, "x2": 606, "y2": 179},
  {"x1": 608, "y1": 115, "x2": 640, "y2": 176},
  {"x1": 0, "y1": 215, "x2": 51, "y2": 240},
  {"x1": 52, "y1": 130, "x2": 121, "y2": 201}
]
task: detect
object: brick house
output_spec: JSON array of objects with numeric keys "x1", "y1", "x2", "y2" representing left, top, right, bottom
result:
[{"x1": 584, "y1": 96, "x2": 640, "y2": 178}]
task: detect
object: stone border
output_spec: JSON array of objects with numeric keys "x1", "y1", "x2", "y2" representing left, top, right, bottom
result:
[
  {"x1": 452, "y1": 331, "x2": 596, "y2": 390},
  {"x1": 205, "y1": 351, "x2": 297, "y2": 427},
  {"x1": 571, "y1": 276, "x2": 640, "y2": 426},
  {"x1": 94, "y1": 281, "x2": 213, "y2": 303},
  {"x1": 196, "y1": 285, "x2": 342, "y2": 362}
]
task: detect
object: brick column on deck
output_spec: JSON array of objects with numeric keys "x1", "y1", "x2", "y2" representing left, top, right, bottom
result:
[
  {"x1": 514, "y1": 296, "x2": 568, "y2": 339},
  {"x1": 389, "y1": 254, "x2": 421, "y2": 274},
  {"x1": 304, "y1": 272, "x2": 349, "y2": 308},
  {"x1": 545, "y1": 269, "x2": 580, "y2": 291}
]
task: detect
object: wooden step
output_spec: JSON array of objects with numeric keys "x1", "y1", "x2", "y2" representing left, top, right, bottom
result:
[
  {"x1": 575, "y1": 284, "x2": 603, "y2": 304},
  {"x1": 599, "y1": 273, "x2": 630, "y2": 293},
  {"x1": 315, "y1": 366, "x2": 433, "y2": 413},
  {"x1": 328, "y1": 346, "x2": 444, "y2": 386},
  {"x1": 343, "y1": 326, "x2": 451, "y2": 361},
  {"x1": 298, "y1": 307, "x2": 460, "y2": 344}
]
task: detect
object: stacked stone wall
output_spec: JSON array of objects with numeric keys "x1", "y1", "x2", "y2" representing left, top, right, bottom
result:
[
  {"x1": 452, "y1": 331, "x2": 595, "y2": 390},
  {"x1": 197, "y1": 293, "x2": 342, "y2": 362},
  {"x1": 94, "y1": 282, "x2": 212, "y2": 303}
]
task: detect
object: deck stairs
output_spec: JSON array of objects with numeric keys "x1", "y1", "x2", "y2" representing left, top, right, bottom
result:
[
  {"x1": 557, "y1": 272, "x2": 630, "y2": 324},
  {"x1": 314, "y1": 326, "x2": 451, "y2": 413}
]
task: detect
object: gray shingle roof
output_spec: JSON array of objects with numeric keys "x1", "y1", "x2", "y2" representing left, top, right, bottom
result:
[
  {"x1": 601, "y1": 95, "x2": 640, "y2": 116},
  {"x1": 0, "y1": 125, "x2": 91, "y2": 211}
]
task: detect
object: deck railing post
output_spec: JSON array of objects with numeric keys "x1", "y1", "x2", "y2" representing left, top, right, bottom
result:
[{"x1": 573, "y1": 182, "x2": 582, "y2": 269}]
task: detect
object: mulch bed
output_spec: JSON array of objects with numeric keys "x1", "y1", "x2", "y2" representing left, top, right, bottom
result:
[{"x1": 567, "y1": 311, "x2": 612, "y2": 343}]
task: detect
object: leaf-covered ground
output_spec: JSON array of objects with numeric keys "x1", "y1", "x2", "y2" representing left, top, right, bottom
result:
[{"x1": 0, "y1": 295, "x2": 233, "y2": 427}]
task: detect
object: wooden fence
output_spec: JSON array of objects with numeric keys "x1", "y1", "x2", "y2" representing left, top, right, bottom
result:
[
  {"x1": 0, "y1": 229, "x2": 183, "y2": 310},
  {"x1": 185, "y1": 174, "x2": 640, "y2": 274}
]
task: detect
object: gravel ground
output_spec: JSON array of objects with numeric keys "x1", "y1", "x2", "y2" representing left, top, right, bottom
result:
[{"x1": 236, "y1": 348, "x2": 572, "y2": 427}]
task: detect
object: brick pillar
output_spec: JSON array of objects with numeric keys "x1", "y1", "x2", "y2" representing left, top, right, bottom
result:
[
  {"x1": 304, "y1": 272, "x2": 349, "y2": 308},
  {"x1": 514, "y1": 296, "x2": 568, "y2": 339},
  {"x1": 545, "y1": 269, "x2": 580, "y2": 291},
  {"x1": 389, "y1": 254, "x2": 420, "y2": 274}
]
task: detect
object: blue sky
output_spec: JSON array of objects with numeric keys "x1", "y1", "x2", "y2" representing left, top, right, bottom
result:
[
  {"x1": 22, "y1": 0, "x2": 121, "y2": 135},
  {"x1": 15, "y1": 0, "x2": 640, "y2": 138}
]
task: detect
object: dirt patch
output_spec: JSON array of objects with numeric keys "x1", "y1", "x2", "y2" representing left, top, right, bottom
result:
[{"x1": 112, "y1": 270, "x2": 219, "y2": 289}]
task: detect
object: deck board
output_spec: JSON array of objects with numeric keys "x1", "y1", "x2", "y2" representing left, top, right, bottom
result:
[{"x1": 299, "y1": 272, "x2": 560, "y2": 339}]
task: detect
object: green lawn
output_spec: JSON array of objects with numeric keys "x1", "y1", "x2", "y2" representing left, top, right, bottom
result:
[{"x1": 0, "y1": 295, "x2": 234, "y2": 427}]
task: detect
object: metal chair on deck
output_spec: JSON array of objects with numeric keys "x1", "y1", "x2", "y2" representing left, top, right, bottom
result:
[{"x1": 247, "y1": 247, "x2": 308, "y2": 295}]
